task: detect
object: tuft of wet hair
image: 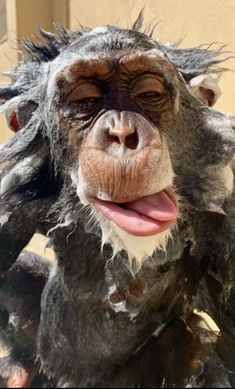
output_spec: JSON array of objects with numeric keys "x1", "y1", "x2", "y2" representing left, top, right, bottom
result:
[
  {"x1": 132, "y1": 10, "x2": 229, "y2": 81},
  {"x1": 161, "y1": 43, "x2": 230, "y2": 81},
  {"x1": 21, "y1": 24, "x2": 84, "y2": 63},
  {"x1": 132, "y1": 8, "x2": 145, "y2": 32}
]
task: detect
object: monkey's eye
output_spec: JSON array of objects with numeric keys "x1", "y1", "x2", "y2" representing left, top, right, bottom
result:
[
  {"x1": 76, "y1": 98, "x2": 102, "y2": 112},
  {"x1": 137, "y1": 91, "x2": 162, "y2": 99},
  {"x1": 132, "y1": 76, "x2": 165, "y2": 104},
  {"x1": 67, "y1": 82, "x2": 103, "y2": 112}
]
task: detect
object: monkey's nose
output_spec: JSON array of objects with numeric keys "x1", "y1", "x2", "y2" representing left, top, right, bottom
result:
[{"x1": 109, "y1": 126, "x2": 139, "y2": 150}]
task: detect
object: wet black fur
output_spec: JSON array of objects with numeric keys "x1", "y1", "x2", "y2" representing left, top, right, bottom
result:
[{"x1": 0, "y1": 14, "x2": 235, "y2": 388}]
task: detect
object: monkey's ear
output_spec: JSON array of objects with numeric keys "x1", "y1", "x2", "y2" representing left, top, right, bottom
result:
[
  {"x1": 188, "y1": 75, "x2": 221, "y2": 107},
  {"x1": 6, "y1": 110, "x2": 20, "y2": 132},
  {"x1": 5, "y1": 101, "x2": 38, "y2": 133}
]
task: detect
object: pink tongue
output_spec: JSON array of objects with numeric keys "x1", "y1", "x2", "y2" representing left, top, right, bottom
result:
[
  {"x1": 92, "y1": 190, "x2": 178, "y2": 237},
  {"x1": 124, "y1": 191, "x2": 177, "y2": 221}
]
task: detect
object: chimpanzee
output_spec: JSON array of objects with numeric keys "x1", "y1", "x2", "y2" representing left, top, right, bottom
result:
[{"x1": 0, "y1": 14, "x2": 234, "y2": 388}]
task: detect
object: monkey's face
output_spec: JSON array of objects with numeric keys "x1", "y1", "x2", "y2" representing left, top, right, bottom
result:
[{"x1": 48, "y1": 27, "x2": 181, "y2": 263}]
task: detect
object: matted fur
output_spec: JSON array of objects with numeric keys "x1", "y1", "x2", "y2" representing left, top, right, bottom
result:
[{"x1": 0, "y1": 15, "x2": 235, "y2": 388}]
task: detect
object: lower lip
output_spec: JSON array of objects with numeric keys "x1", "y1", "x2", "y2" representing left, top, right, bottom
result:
[{"x1": 89, "y1": 191, "x2": 178, "y2": 237}]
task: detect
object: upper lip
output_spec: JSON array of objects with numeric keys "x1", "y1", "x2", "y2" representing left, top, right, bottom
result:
[{"x1": 93, "y1": 186, "x2": 177, "y2": 207}]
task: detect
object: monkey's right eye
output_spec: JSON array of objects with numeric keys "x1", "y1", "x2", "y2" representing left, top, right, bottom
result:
[
  {"x1": 76, "y1": 97, "x2": 102, "y2": 112},
  {"x1": 67, "y1": 82, "x2": 103, "y2": 112}
]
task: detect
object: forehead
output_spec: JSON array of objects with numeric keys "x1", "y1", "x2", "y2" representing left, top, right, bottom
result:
[
  {"x1": 69, "y1": 26, "x2": 158, "y2": 55},
  {"x1": 52, "y1": 27, "x2": 175, "y2": 82}
]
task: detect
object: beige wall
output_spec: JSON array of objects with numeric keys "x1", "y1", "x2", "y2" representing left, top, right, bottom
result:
[
  {"x1": 0, "y1": 38, "x2": 15, "y2": 143},
  {"x1": 15, "y1": 0, "x2": 69, "y2": 38},
  {"x1": 0, "y1": 0, "x2": 18, "y2": 143},
  {"x1": 0, "y1": 0, "x2": 7, "y2": 41}
]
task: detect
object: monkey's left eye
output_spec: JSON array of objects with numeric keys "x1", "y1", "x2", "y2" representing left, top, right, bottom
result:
[
  {"x1": 132, "y1": 76, "x2": 165, "y2": 103},
  {"x1": 67, "y1": 82, "x2": 103, "y2": 111},
  {"x1": 137, "y1": 91, "x2": 162, "y2": 99}
]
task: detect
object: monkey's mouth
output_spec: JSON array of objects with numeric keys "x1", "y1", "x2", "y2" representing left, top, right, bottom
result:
[{"x1": 90, "y1": 188, "x2": 178, "y2": 237}]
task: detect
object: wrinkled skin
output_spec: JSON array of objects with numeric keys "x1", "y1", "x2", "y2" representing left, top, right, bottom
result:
[{"x1": 0, "y1": 20, "x2": 234, "y2": 388}]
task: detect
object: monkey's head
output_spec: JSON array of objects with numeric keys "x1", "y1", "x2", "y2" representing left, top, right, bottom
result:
[
  {"x1": 48, "y1": 26, "x2": 180, "y2": 262},
  {"x1": 1, "y1": 21, "x2": 234, "y2": 266}
]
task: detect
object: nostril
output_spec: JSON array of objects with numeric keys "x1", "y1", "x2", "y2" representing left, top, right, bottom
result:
[
  {"x1": 125, "y1": 131, "x2": 139, "y2": 150},
  {"x1": 110, "y1": 135, "x2": 120, "y2": 144},
  {"x1": 109, "y1": 131, "x2": 139, "y2": 150}
]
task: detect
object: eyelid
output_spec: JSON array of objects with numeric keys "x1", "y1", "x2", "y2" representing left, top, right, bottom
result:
[
  {"x1": 67, "y1": 83, "x2": 103, "y2": 103},
  {"x1": 132, "y1": 76, "x2": 165, "y2": 96}
]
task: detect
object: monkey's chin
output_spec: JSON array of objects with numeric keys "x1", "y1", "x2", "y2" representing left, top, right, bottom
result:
[{"x1": 90, "y1": 188, "x2": 178, "y2": 237}]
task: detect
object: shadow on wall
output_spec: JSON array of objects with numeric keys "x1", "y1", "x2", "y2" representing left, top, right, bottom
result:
[{"x1": 0, "y1": 0, "x2": 7, "y2": 42}]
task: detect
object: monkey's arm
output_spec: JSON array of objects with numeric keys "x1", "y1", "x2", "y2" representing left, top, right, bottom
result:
[
  {"x1": 194, "y1": 188, "x2": 235, "y2": 385},
  {"x1": 0, "y1": 204, "x2": 37, "y2": 271},
  {"x1": 0, "y1": 165, "x2": 50, "y2": 272},
  {"x1": 0, "y1": 131, "x2": 58, "y2": 272},
  {"x1": 0, "y1": 251, "x2": 53, "y2": 388}
]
